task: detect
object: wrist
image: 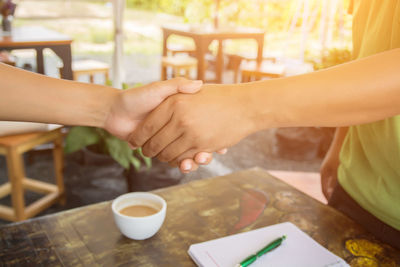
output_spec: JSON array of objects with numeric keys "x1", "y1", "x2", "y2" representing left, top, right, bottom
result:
[
  {"x1": 85, "y1": 84, "x2": 121, "y2": 129},
  {"x1": 242, "y1": 80, "x2": 289, "y2": 132},
  {"x1": 234, "y1": 84, "x2": 263, "y2": 135}
]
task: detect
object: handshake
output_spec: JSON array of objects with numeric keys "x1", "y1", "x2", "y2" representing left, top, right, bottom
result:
[
  {"x1": 1, "y1": 63, "x2": 257, "y2": 174},
  {"x1": 103, "y1": 78, "x2": 247, "y2": 173},
  {"x1": 103, "y1": 77, "x2": 253, "y2": 173}
]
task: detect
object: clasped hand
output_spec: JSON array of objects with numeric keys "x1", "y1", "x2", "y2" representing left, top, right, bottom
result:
[
  {"x1": 103, "y1": 78, "x2": 230, "y2": 173},
  {"x1": 127, "y1": 83, "x2": 254, "y2": 172}
]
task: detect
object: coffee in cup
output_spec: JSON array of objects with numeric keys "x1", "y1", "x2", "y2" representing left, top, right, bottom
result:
[
  {"x1": 120, "y1": 205, "x2": 159, "y2": 217},
  {"x1": 112, "y1": 192, "x2": 167, "y2": 240}
]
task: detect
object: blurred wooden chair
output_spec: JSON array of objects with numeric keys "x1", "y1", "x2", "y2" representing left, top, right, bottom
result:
[
  {"x1": 0, "y1": 127, "x2": 65, "y2": 222},
  {"x1": 161, "y1": 56, "x2": 198, "y2": 80},
  {"x1": 59, "y1": 59, "x2": 109, "y2": 83},
  {"x1": 226, "y1": 53, "x2": 278, "y2": 83},
  {"x1": 241, "y1": 60, "x2": 285, "y2": 82},
  {"x1": 167, "y1": 43, "x2": 195, "y2": 56}
]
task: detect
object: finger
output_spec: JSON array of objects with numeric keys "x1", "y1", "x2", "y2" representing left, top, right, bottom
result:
[
  {"x1": 180, "y1": 159, "x2": 199, "y2": 173},
  {"x1": 194, "y1": 152, "x2": 213, "y2": 165},
  {"x1": 128, "y1": 143, "x2": 138, "y2": 150},
  {"x1": 174, "y1": 149, "x2": 223, "y2": 167},
  {"x1": 156, "y1": 135, "x2": 194, "y2": 163},
  {"x1": 216, "y1": 148, "x2": 228, "y2": 154},
  {"x1": 170, "y1": 148, "x2": 200, "y2": 167},
  {"x1": 128, "y1": 100, "x2": 172, "y2": 148},
  {"x1": 142, "y1": 119, "x2": 182, "y2": 158},
  {"x1": 175, "y1": 78, "x2": 203, "y2": 94},
  {"x1": 145, "y1": 78, "x2": 203, "y2": 104}
]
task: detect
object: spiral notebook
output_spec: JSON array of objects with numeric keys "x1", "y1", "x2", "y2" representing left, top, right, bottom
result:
[{"x1": 188, "y1": 222, "x2": 349, "y2": 267}]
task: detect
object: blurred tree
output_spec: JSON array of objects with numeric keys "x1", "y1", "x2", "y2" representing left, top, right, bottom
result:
[
  {"x1": 126, "y1": 0, "x2": 352, "y2": 60},
  {"x1": 126, "y1": 0, "x2": 351, "y2": 35}
]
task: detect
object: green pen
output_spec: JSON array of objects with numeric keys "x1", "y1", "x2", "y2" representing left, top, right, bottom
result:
[{"x1": 235, "y1": 235, "x2": 286, "y2": 267}]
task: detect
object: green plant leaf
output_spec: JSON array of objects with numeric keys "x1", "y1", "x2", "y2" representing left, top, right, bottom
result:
[
  {"x1": 130, "y1": 156, "x2": 141, "y2": 171},
  {"x1": 142, "y1": 156, "x2": 152, "y2": 169},
  {"x1": 105, "y1": 79, "x2": 112, "y2": 87},
  {"x1": 137, "y1": 148, "x2": 152, "y2": 169},
  {"x1": 64, "y1": 126, "x2": 100, "y2": 153},
  {"x1": 121, "y1": 82, "x2": 142, "y2": 90},
  {"x1": 122, "y1": 83, "x2": 130, "y2": 90},
  {"x1": 105, "y1": 136, "x2": 133, "y2": 169}
]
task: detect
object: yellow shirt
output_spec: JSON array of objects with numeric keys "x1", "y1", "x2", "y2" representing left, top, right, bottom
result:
[{"x1": 338, "y1": 0, "x2": 400, "y2": 230}]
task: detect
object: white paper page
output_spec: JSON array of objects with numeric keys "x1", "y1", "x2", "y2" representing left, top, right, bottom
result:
[{"x1": 188, "y1": 222, "x2": 349, "y2": 267}]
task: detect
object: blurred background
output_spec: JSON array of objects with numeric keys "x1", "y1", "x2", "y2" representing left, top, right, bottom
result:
[
  {"x1": 0, "y1": 0, "x2": 354, "y2": 223},
  {"x1": 12, "y1": 0, "x2": 352, "y2": 82}
]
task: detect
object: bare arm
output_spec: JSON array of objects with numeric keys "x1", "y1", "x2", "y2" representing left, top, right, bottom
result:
[
  {"x1": 320, "y1": 127, "x2": 348, "y2": 200},
  {"x1": 0, "y1": 63, "x2": 206, "y2": 138},
  {"x1": 0, "y1": 63, "x2": 117, "y2": 127},
  {"x1": 0, "y1": 63, "x2": 211, "y2": 172},
  {"x1": 129, "y1": 48, "x2": 400, "y2": 164},
  {"x1": 250, "y1": 48, "x2": 400, "y2": 129}
]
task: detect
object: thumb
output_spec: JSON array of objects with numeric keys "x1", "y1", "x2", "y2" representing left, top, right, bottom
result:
[
  {"x1": 148, "y1": 78, "x2": 203, "y2": 102},
  {"x1": 176, "y1": 78, "x2": 203, "y2": 94}
]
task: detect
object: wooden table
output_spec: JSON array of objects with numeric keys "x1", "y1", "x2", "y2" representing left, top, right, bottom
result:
[
  {"x1": 162, "y1": 25, "x2": 265, "y2": 83},
  {"x1": 0, "y1": 26, "x2": 73, "y2": 80},
  {"x1": 0, "y1": 168, "x2": 399, "y2": 266}
]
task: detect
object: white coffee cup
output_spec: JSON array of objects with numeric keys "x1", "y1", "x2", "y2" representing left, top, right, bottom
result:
[{"x1": 112, "y1": 192, "x2": 167, "y2": 240}]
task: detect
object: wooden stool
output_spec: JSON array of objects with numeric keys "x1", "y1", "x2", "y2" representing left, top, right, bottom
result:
[
  {"x1": 241, "y1": 61, "x2": 285, "y2": 82},
  {"x1": 167, "y1": 43, "x2": 195, "y2": 56},
  {"x1": 161, "y1": 56, "x2": 198, "y2": 80},
  {"x1": 59, "y1": 59, "x2": 109, "y2": 83},
  {"x1": 0, "y1": 128, "x2": 65, "y2": 222},
  {"x1": 0, "y1": 51, "x2": 16, "y2": 66}
]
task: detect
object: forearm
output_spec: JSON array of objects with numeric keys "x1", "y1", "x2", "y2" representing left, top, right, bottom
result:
[
  {"x1": 245, "y1": 48, "x2": 400, "y2": 130},
  {"x1": 0, "y1": 63, "x2": 119, "y2": 127},
  {"x1": 330, "y1": 127, "x2": 349, "y2": 153},
  {"x1": 124, "y1": 48, "x2": 400, "y2": 164}
]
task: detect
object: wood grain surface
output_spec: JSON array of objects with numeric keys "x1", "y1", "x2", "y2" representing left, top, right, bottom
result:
[
  {"x1": 0, "y1": 168, "x2": 399, "y2": 266},
  {"x1": 0, "y1": 27, "x2": 72, "y2": 47}
]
